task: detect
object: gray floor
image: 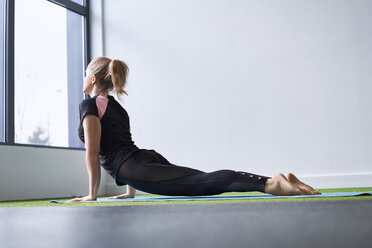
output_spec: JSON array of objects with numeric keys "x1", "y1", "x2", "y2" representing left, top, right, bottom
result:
[{"x1": 1, "y1": 199, "x2": 372, "y2": 248}]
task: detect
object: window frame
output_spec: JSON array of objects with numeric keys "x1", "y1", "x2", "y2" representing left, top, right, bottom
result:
[{"x1": 1, "y1": 0, "x2": 90, "y2": 150}]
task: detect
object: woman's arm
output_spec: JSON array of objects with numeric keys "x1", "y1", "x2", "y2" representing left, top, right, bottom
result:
[
  {"x1": 108, "y1": 185, "x2": 136, "y2": 199},
  {"x1": 67, "y1": 115, "x2": 101, "y2": 202}
]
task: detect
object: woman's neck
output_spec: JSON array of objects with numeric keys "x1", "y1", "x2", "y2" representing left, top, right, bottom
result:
[{"x1": 90, "y1": 90, "x2": 108, "y2": 98}]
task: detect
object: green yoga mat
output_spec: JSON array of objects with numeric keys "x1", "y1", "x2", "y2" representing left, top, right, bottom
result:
[{"x1": 50, "y1": 191, "x2": 372, "y2": 203}]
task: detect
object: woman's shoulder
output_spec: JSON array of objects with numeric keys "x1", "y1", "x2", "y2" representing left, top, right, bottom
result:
[
  {"x1": 79, "y1": 96, "x2": 98, "y2": 108},
  {"x1": 79, "y1": 96, "x2": 99, "y2": 117}
]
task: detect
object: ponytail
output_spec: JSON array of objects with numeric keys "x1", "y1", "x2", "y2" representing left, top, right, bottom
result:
[{"x1": 108, "y1": 59, "x2": 129, "y2": 98}]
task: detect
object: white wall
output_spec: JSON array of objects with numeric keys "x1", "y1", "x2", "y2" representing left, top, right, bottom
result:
[
  {"x1": 95, "y1": 0, "x2": 372, "y2": 190},
  {"x1": 0, "y1": 145, "x2": 115, "y2": 201}
]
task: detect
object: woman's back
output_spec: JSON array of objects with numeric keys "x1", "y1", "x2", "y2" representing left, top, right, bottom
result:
[{"x1": 78, "y1": 94, "x2": 139, "y2": 184}]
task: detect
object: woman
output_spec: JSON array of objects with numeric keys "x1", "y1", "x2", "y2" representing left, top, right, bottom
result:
[{"x1": 68, "y1": 57, "x2": 321, "y2": 202}]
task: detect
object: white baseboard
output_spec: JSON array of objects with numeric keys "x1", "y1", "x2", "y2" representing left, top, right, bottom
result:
[
  {"x1": 103, "y1": 172, "x2": 372, "y2": 196},
  {"x1": 297, "y1": 172, "x2": 372, "y2": 189}
]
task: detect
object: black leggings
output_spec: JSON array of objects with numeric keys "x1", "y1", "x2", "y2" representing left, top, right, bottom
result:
[{"x1": 116, "y1": 149, "x2": 272, "y2": 196}]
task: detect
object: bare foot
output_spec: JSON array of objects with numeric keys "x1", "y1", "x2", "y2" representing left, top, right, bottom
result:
[
  {"x1": 264, "y1": 173, "x2": 306, "y2": 196},
  {"x1": 286, "y1": 172, "x2": 321, "y2": 195}
]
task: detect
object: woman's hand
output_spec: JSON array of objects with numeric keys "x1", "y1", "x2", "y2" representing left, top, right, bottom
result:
[
  {"x1": 108, "y1": 193, "x2": 135, "y2": 200},
  {"x1": 108, "y1": 185, "x2": 136, "y2": 199},
  {"x1": 67, "y1": 195, "x2": 97, "y2": 203}
]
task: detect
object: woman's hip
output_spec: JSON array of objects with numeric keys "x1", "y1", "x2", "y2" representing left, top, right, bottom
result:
[{"x1": 129, "y1": 148, "x2": 172, "y2": 165}]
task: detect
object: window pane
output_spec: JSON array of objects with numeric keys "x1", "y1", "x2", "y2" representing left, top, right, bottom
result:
[
  {"x1": 15, "y1": 0, "x2": 84, "y2": 148},
  {"x1": 66, "y1": 8, "x2": 84, "y2": 148},
  {"x1": 0, "y1": 0, "x2": 4, "y2": 142}
]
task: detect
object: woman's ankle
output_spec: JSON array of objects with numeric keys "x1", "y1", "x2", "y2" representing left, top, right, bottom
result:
[{"x1": 264, "y1": 178, "x2": 277, "y2": 194}]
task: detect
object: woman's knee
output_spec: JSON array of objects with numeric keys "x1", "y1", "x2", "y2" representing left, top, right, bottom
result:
[{"x1": 209, "y1": 169, "x2": 237, "y2": 180}]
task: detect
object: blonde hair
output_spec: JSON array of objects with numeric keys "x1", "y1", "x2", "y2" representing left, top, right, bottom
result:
[{"x1": 87, "y1": 56, "x2": 129, "y2": 98}]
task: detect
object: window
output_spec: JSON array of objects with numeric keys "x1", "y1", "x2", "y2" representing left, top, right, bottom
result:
[
  {"x1": 2, "y1": 0, "x2": 89, "y2": 149},
  {"x1": 0, "y1": 0, "x2": 4, "y2": 142}
]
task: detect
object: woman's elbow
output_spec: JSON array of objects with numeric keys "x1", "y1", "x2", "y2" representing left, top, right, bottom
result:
[{"x1": 86, "y1": 150, "x2": 100, "y2": 157}]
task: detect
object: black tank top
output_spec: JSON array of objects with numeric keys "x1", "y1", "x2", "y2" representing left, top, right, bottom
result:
[{"x1": 78, "y1": 95, "x2": 140, "y2": 186}]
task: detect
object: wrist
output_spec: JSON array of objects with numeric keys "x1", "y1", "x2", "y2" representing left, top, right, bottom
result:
[
  {"x1": 126, "y1": 193, "x2": 135, "y2": 198},
  {"x1": 89, "y1": 194, "x2": 97, "y2": 199}
]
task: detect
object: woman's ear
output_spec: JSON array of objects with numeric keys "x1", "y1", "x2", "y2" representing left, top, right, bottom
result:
[{"x1": 92, "y1": 75, "x2": 97, "y2": 85}]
